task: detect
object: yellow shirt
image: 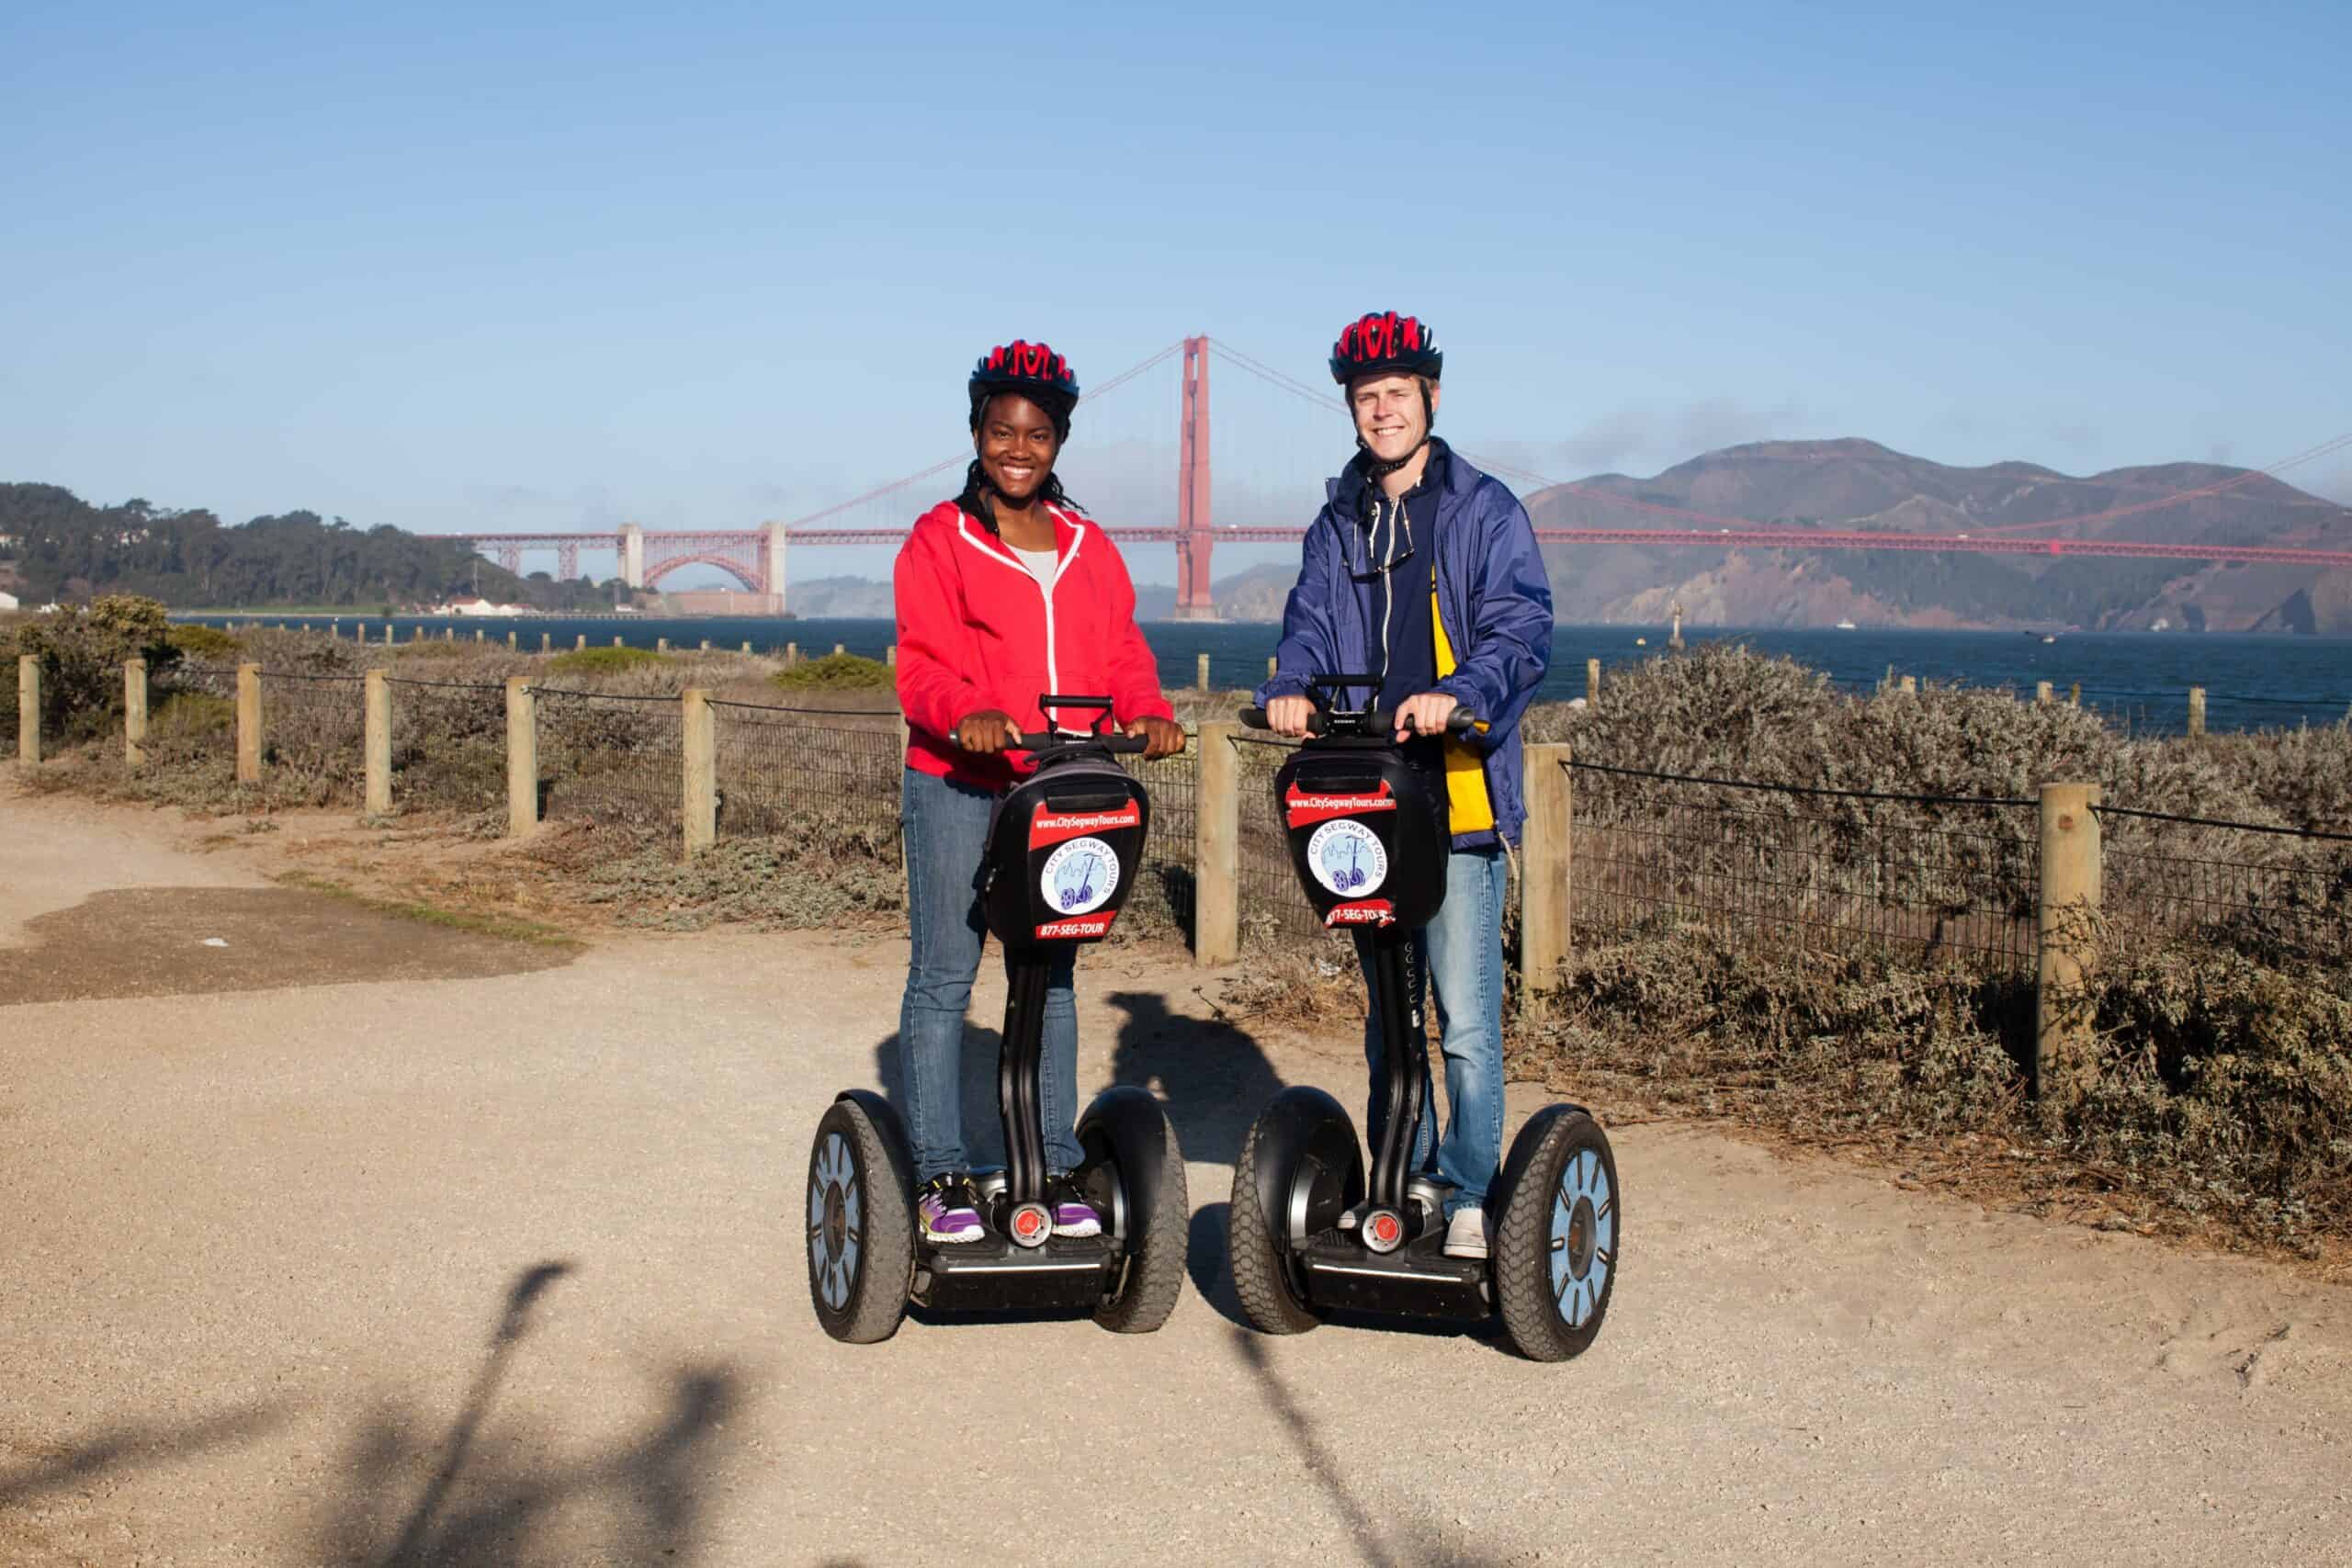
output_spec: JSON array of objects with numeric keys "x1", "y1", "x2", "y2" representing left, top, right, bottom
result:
[{"x1": 1431, "y1": 575, "x2": 1496, "y2": 834}]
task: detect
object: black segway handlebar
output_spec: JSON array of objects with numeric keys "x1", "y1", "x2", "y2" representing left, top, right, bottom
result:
[
  {"x1": 1238, "y1": 705, "x2": 1477, "y2": 739},
  {"x1": 1009, "y1": 694, "x2": 1163, "y2": 758}
]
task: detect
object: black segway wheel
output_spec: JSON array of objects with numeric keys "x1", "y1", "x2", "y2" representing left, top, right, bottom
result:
[
  {"x1": 1494, "y1": 1106, "x2": 1619, "y2": 1362},
  {"x1": 806, "y1": 1097, "x2": 915, "y2": 1344},
  {"x1": 1229, "y1": 1089, "x2": 1362, "y2": 1337},
  {"x1": 1078, "y1": 1087, "x2": 1189, "y2": 1334}
]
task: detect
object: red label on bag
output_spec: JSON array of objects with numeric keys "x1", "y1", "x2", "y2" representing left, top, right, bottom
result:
[
  {"x1": 1035, "y1": 913, "x2": 1117, "y2": 940},
  {"x1": 1284, "y1": 780, "x2": 1397, "y2": 828},
  {"x1": 1325, "y1": 899, "x2": 1395, "y2": 928},
  {"x1": 1029, "y1": 801, "x2": 1141, "y2": 849}
]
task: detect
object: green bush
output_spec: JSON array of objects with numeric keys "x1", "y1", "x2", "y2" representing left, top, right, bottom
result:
[
  {"x1": 166, "y1": 623, "x2": 243, "y2": 660},
  {"x1": 548, "y1": 645, "x2": 671, "y2": 675},
  {"x1": 0, "y1": 594, "x2": 181, "y2": 739},
  {"x1": 771, "y1": 652, "x2": 891, "y2": 691}
]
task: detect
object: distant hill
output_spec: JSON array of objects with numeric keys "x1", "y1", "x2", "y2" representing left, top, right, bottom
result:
[
  {"x1": 1522, "y1": 437, "x2": 2352, "y2": 634},
  {"x1": 0, "y1": 482, "x2": 616, "y2": 613}
]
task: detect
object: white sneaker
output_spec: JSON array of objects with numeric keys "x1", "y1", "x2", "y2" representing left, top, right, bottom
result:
[{"x1": 1442, "y1": 1207, "x2": 1488, "y2": 1259}]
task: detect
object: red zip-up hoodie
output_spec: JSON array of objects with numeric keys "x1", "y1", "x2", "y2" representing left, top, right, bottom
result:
[{"x1": 894, "y1": 499, "x2": 1174, "y2": 790}]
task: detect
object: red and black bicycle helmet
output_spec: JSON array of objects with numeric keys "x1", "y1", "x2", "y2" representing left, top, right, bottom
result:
[
  {"x1": 1329, "y1": 310, "x2": 1442, "y2": 386},
  {"x1": 969, "y1": 339, "x2": 1080, "y2": 438}
]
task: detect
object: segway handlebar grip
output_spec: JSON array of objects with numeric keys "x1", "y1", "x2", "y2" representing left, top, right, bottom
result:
[{"x1": 1239, "y1": 706, "x2": 1330, "y2": 737}]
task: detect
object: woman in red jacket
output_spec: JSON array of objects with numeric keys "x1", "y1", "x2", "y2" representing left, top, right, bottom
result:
[{"x1": 893, "y1": 339, "x2": 1185, "y2": 1247}]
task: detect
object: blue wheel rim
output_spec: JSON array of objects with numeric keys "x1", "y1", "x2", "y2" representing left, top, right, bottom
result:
[
  {"x1": 809, "y1": 1130, "x2": 862, "y2": 1313},
  {"x1": 1548, "y1": 1145, "x2": 1614, "y2": 1329}
]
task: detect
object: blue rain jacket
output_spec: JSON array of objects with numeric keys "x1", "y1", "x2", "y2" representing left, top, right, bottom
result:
[{"x1": 1253, "y1": 439, "x2": 1555, "y2": 845}]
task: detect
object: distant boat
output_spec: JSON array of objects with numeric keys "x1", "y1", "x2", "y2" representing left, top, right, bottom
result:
[
  {"x1": 1835, "y1": 619, "x2": 1857, "y2": 630},
  {"x1": 2041, "y1": 635, "x2": 2057, "y2": 644}
]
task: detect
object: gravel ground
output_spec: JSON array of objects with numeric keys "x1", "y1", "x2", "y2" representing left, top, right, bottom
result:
[{"x1": 3, "y1": 778, "x2": 2348, "y2": 1566}]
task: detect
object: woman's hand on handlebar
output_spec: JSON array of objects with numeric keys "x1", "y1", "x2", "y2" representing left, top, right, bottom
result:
[
  {"x1": 1393, "y1": 692, "x2": 1460, "y2": 743},
  {"x1": 1265, "y1": 694, "x2": 1316, "y2": 738},
  {"x1": 956, "y1": 709, "x2": 1023, "y2": 754},
  {"x1": 1126, "y1": 716, "x2": 1187, "y2": 760}
]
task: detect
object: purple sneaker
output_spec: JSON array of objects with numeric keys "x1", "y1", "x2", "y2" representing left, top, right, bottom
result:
[
  {"x1": 1047, "y1": 1174, "x2": 1103, "y2": 1239},
  {"x1": 918, "y1": 1176, "x2": 985, "y2": 1245}
]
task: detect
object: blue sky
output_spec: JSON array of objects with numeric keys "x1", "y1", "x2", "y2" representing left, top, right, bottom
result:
[{"x1": 5, "y1": 0, "x2": 2346, "y2": 586}]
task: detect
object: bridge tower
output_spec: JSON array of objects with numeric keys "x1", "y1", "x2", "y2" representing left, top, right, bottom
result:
[
  {"x1": 621, "y1": 523, "x2": 645, "y2": 590},
  {"x1": 1172, "y1": 334, "x2": 1217, "y2": 621},
  {"x1": 763, "y1": 520, "x2": 790, "y2": 615}
]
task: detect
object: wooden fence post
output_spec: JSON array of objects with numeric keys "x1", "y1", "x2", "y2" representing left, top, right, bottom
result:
[
  {"x1": 1196, "y1": 652, "x2": 1211, "y2": 692},
  {"x1": 833, "y1": 642, "x2": 845, "y2": 657},
  {"x1": 17, "y1": 655, "x2": 40, "y2": 765},
  {"x1": 2035, "y1": 681, "x2": 2053, "y2": 705},
  {"x1": 577, "y1": 635, "x2": 587, "y2": 651},
  {"x1": 2187, "y1": 686, "x2": 2206, "y2": 738},
  {"x1": 1586, "y1": 658, "x2": 1600, "y2": 705},
  {"x1": 887, "y1": 644, "x2": 898, "y2": 667},
  {"x1": 786, "y1": 641, "x2": 798, "y2": 667},
  {"x1": 657, "y1": 637, "x2": 670, "y2": 653},
  {"x1": 683, "y1": 688, "x2": 717, "y2": 857},
  {"x1": 364, "y1": 670, "x2": 392, "y2": 817},
  {"x1": 1898, "y1": 675, "x2": 1918, "y2": 696},
  {"x1": 1521, "y1": 742, "x2": 1573, "y2": 996},
  {"x1": 2035, "y1": 783, "x2": 2102, "y2": 1114},
  {"x1": 2068, "y1": 682, "x2": 2081, "y2": 707},
  {"x1": 613, "y1": 636, "x2": 623, "y2": 648},
  {"x1": 505, "y1": 676, "x2": 538, "y2": 838},
  {"x1": 700, "y1": 638, "x2": 711, "y2": 652},
  {"x1": 235, "y1": 662, "x2": 263, "y2": 783},
  {"x1": 1267, "y1": 655, "x2": 1278, "y2": 682},
  {"x1": 1193, "y1": 720, "x2": 1241, "y2": 965},
  {"x1": 540, "y1": 632, "x2": 551, "y2": 652},
  {"x1": 124, "y1": 659, "x2": 148, "y2": 767},
  {"x1": 741, "y1": 641, "x2": 752, "y2": 655}
]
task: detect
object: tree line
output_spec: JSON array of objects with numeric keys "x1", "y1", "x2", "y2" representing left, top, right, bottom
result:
[{"x1": 0, "y1": 482, "x2": 620, "y2": 612}]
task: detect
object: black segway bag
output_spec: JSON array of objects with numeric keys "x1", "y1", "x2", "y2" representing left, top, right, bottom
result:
[
  {"x1": 1272, "y1": 745, "x2": 1449, "y2": 931},
  {"x1": 980, "y1": 756, "x2": 1152, "y2": 946}
]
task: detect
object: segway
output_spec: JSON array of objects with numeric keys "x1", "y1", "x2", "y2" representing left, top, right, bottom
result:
[
  {"x1": 1227, "y1": 675, "x2": 1618, "y2": 1361},
  {"x1": 806, "y1": 697, "x2": 1189, "y2": 1343}
]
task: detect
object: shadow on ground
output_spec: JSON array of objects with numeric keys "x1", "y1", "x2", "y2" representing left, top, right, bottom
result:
[
  {"x1": 305, "y1": 1261, "x2": 746, "y2": 1567},
  {"x1": 1227, "y1": 1325, "x2": 1508, "y2": 1568}
]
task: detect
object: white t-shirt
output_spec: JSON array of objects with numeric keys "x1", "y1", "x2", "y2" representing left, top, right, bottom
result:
[{"x1": 1012, "y1": 546, "x2": 1058, "y2": 593}]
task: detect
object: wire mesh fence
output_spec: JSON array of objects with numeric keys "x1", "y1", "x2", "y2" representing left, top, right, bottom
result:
[
  {"x1": 710, "y1": 700, "x2": 902, "y2": 852},
  {"x1": 383, "y1": 676, "x2": 509, "y2": 812},
  {"x1": 1125, "y1": 748, "x2": 1199, "y2": 937},
  {"x1": 2098, "y1": 807, "x2": 2352, "y2": 969},
  {"x1": 1231, "y1": 732, "x2": 1330, "y2": 949},
  {"x1": 536, "y1": 687, "x2": 683, "y2": 831},
  {"x1": 1568, "y1": 761, "x2": 2042, "y2": 973},
  {"x1": 256, "y1": 671, "x2": 366, "y2": 804}
]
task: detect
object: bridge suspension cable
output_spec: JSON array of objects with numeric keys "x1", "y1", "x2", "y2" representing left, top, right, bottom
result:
[{"x1": 783, "y1": 340, "x2": 1187, "y2": 529}]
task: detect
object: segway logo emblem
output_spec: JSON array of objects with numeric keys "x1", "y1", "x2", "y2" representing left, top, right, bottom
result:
[
  {"x1": 1039, "y1": 836, "x2": 1119, "y2": 916},
  {"x1": 1009, "y1": 1201, "x2": 1052, "y2": 1248},
  {"x1": 1285, "y1": 780, "x2": 1396, "y2": 828},
  {"x1": 1306, "y1": 818, "x2": 1388, "y2": 897},
  {"x1": 1364, "y1": 1210, "x2": 1404, "y2": 1253}
]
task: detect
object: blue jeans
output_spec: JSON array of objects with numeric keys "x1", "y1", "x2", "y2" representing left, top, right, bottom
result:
[
  {"x1": 899, "y1": 767, "x2": 1083, "y2": 1182},
  {"x1": 1352, "y1": 846, "x2": 1509, "y2": 1216}
]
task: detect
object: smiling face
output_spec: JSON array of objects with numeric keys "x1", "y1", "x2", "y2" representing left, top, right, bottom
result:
[
  {"x1": 1348, "y1": 373, "x2": 1438, "y2": 466},
  {"x1": 974, "y1": 393, "x2": 1063, "y2": 503}
]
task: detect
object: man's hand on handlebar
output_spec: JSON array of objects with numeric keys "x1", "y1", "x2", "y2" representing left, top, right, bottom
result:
[
  {"x1": 956, "y1": 709, "x2": 1023, "y2": 754},
  {"x1": 1126, "y1": 716, "x2": 1187, "y2": 760},
  {"x1": 1265, "y1": 694, "x2": 1316, "y2": 738},
  {"x1": 1394, "y1": 692, "x2": 1460, "y2": 743}
]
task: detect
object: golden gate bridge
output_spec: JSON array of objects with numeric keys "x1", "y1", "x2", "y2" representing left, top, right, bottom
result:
[{"x1": 424, "y1": 337, "x2": 2352, "y2": 616}]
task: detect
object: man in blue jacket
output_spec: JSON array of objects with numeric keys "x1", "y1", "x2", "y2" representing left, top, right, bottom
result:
[{"x1": 1257, "y1": 310, "x2": 1555, "y2": 1258}]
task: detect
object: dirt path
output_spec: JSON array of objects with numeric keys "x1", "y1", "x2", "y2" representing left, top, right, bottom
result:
[{"x1": 3, "y1": 778, "x2": 2348, "y2": 1565}]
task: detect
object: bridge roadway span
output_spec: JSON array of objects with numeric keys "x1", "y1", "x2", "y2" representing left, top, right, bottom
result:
[{"x1": 3, "y1": 783, "x2": 2347, "y2": 1564}]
